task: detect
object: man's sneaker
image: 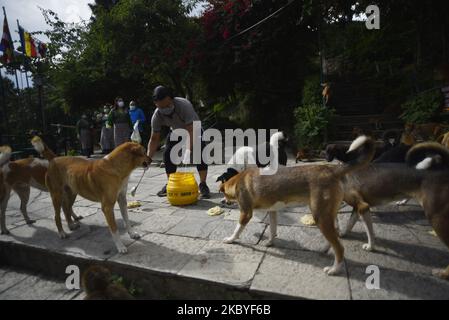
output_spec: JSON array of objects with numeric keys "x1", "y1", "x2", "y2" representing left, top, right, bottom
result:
[
  {"x1": 199, "y1": 182, "x2": 210, "y2": 199},
  {"x1": 157, "y1": 184, "x2": 167, "y2": 197}
]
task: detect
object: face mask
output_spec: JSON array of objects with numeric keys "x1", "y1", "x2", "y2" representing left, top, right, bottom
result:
[
  {"x1": 130, "y1": 105, "x2": 136, "y2": 111},
  {"x1": 159, "y1": 105, "x2": 175, "y2": 115},
  {"x1": 118, "y1": 101, "x2": 124, "y2": 108}
]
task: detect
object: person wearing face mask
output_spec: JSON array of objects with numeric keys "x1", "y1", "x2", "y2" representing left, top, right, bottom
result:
[
  {"x1": 107, "y1": 97, "x2": 133, "y2": 148},
  {"x1": 76, "y1": 113, "x2": 94, "y2": 158},
  {"x1": 100, "y1": 104, "x2": 114, "y2": 154},
  {"x1": 128, "y1": 100, "x2": 147, "y2": 144},
  {"x1": 146, "y1": 85, "x2": 210, "y2": 199}
]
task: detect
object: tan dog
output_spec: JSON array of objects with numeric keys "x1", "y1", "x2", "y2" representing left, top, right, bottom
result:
[
  {"x1": 0, "y1": 138, "x2": 81, "y2": 235},
  {"x1": 45, "y1": 142, "x2": 150, "y2": 253},
  {"x1": 219, "y1": 136, "x2": 375, "y2": 275}
]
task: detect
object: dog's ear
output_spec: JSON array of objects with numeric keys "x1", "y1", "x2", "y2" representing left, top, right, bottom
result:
[{"x1": 130, "y1": 143, "x2": 144, "y2": 156}]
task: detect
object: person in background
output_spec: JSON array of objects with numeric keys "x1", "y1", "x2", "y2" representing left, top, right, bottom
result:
[
  {"x1": 100, "y1": 104, "x2": 115, "y2": 154},
  {"x1": 93, "y1": 111, "x2": 103, "y2": 152},
  {"x1": 76, "y1": 113, "x2": 94, "y2": 158},
  {"x1": 128, "y1": 100, "x2": 147, "y2": 145},
  {"x1": 107, "y1": 97, "x2": 132, "y2": 148},
  {"x1": 146, "y1": 86, "x2": 211, "y2": 199}
]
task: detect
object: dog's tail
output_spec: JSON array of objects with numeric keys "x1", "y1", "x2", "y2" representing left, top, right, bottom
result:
[
  {"x1": 0, "y1": 145, "x2": 12, "y2": 167},
  {"x1": 31, "y1": 136, "x2": 57, "y2": 161},
  {"x1": 336, "y1": 135, "x2": 376, "y2": 177},
  {"x1": 436, "y1": 133, "x2": 445, "y2": 144},
  {"x1": 228, "y1": 146, "x2": 256, "y2": 171},
  {"x1": 406, "y1": 142, "x2": 449, "y2": 170},
  {"x1": 270, "y1": 131, "x2": 286, "y2": 147}
]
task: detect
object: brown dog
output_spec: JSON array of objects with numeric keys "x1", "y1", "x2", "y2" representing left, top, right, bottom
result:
[
  {"x1": 340, "y1": 142, "x2": 449, "y2": 280},
  {"x1": 219, "y1": 136, "x2": 375, "y2": 275},
  {"x1": 406, "y1": 122, "x2": 448, "y2": 141},
  {"x1": 82, "y1": 265, "x2": 134, "y2": 300},
  {"x1": 0, "y1": 137, "x2": 82, "y2": 235},
  {"x1": 45, "y1": 142, "x2": 150, "y2": 253}
]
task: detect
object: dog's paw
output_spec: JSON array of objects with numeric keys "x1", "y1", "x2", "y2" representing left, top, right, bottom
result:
[
  {"x1": 362, "y1": 243, "x2": 374, "y2": 251},
  {"x1": 128, "y1": 230, "x2": 141, "y2": 240},
  {"x1": 339, "y1": 230, "x2": 349, "y2": 238},
  {"x1": 432, "y1": 268, "x2": 449, "y2": 280},
  {"x1": 116, "y1": 245, "x2": 128, "y2": 254},
  {"x1": 68, "y1": 221, "x2": 80, "y2": 231},
  {"x1": 223, "y1": 236, "x2": 235, "y2": 244},
  {"x1": 323, "y1": 263, "x2": 344, "y2": 276},
  {"x1": 26, "y1": 219, "x2": 36, "y2": 225},
  {"x1": 265, "y1": 239, "x2": 275, "y2": 247},
  {"x1": 59, "y1": 231, "x2": 69, "y2": 239}
]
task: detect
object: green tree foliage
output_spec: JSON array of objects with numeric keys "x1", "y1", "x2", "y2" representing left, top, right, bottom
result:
[
  {"x1": 400, "y1": 90, "x2": 444, "y2": 124},
  {"x1": 41, "y1": 0, "x2": 200, "y2": 117},
  {"x1": 294, "y1": 77, "x2": 335, "y2": 149},
  {"x1": 4, "y1": 0, "x2": 449, "y2": 137}
]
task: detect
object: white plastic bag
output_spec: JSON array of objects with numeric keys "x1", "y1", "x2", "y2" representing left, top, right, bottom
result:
[{"x1": 130, "y1": 120, "x2": 142, "y2": 144}]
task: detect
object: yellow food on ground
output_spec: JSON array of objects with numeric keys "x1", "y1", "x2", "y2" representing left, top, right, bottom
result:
[
  {"x1": 300, "y1": 214, "x2": 316, "y2": 226},
  {"x1": 207, "y1": 206, "x2": 224, "y2": 216},
  {"x1": 429, "y1": 230, "x2": 437, "y2": 237},
  {"x1": 127, "y1": 201, "x2": 142, "y2": 209}
]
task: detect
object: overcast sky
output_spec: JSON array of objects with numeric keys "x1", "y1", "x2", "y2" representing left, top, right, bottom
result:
[
  {"x1": 0, "y1": 0, "x2": 93, "y2": 87},
  {"x1": 1, "y1": 0, "x2": 94, "y2": 44}
]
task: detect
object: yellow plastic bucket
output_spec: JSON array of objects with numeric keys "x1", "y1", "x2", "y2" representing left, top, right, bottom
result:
[{"x1": 167, "y1": 172, "x2": 199, "y2": 206}]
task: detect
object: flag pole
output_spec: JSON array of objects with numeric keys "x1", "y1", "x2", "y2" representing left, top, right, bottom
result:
[
  {"x1": 13, "y1": 69, "x2": 20, "y2": 90},
  {"x1": 0, "y1": 65, "x2": 8, "y2": 135},
  {"x1": 17, "y1": 19, "x2": 30, "y2": 90},
  {"x1": 17, "y1": 19, "x2": 30, "y2": 89},
  {"x1": 25, "y1": 70, "x2": 30, "y2": 89},
  {"x1": 2, "y1": 7, "x2": 19, "y2": 91}
]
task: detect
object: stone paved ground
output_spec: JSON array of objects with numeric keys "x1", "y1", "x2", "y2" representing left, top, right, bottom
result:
[
  {"x1": 1, "y1": 155, "x2": 449, "y2": 299},
  {"x1": 0, "y1": 266, "x2": 84, "y2": 300}
]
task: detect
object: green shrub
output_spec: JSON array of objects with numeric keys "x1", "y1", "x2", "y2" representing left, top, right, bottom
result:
[
  {"x1": 111, "y1": 274, "x2": 143, "y2": 297},
  {"x1": 294, "y1": 103, "x2": 335, "y2": 150},
  {"x1": 400, "y1": 90, "x2": 443, "y2": 124},
  {"x1": 67, "y1": 149, "x2": 78, "y2": 156},
  {"x1": 302, "y1": 77, "x2": 322, "y2": 106}
]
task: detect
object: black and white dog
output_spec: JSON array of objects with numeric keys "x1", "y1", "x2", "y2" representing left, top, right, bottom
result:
[{"x1": 216, "y1": 131, "x2": 288, "y2": 185}]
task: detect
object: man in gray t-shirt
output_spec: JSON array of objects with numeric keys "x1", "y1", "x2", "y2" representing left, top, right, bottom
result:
[{"x1": 146, "y1": 86, "x2": 210, "y2": 198}]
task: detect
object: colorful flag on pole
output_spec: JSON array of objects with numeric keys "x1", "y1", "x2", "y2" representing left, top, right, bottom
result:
[
  {"x1": 0, "y1": 12, "x2": 14, "y2": 63},
  {"x1": 18, "y1": 24, "x2": 46, "y2": 58}
]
